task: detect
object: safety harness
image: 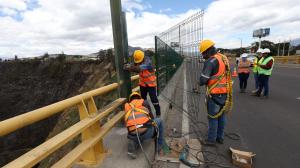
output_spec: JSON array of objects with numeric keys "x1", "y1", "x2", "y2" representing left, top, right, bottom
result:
[
  {"x1": 125, "y1": 103, "x2": 153, "y2": 133},
  {"x1": 206, "y1": 54, "x2": 233, "y2": 118}
]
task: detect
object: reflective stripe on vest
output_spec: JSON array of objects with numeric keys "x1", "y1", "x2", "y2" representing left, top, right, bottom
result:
[
  {"x1": 124, "y1": 99, "x2": 151, "y2": 132},
  {"x1": 238, "y1": 60, "x2": 250, "y2": 73},
  {"x1": 139, "y1": 70, "x2": 157, "y2": 87},
  {"x1": 258, "y1": 56, "x2": 274, "y2": 75},
  {"x1": 207, "y1": 53, "x2": 229, "y2": 94}
]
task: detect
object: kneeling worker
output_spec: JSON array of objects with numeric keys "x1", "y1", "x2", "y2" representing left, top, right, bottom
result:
[
  {"x1": 124, "y1": 50, "x2": 161, "y2": 117},
  {"x1": 124, "y1": 92, "x2": 164, "y2": 159}
]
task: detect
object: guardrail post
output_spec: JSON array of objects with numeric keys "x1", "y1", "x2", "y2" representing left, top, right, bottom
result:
[
  {"x1": 110, "y1": 0, "x2": 131, "y2": 98},
  {"x1": 77, "y1": 99, "x2": 106, "y2": 165}
]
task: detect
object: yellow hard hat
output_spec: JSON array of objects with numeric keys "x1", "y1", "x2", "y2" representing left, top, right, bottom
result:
[
  {"x1": 129, "y1": 92, "x2": 141, "y2": 101},
  {"x1": 199, "y1": 39, "x2": 215, "y2": 54},
  {"x1": 133, "y1": 50, "x2": 144, "y2": 63}
]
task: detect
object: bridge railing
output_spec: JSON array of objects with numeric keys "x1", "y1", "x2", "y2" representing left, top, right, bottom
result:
[
  {"x1": 0, "y1": 75, "x2": 139, "y2": 168},
  {"x1": 274, "y1": 56, "x2": 300, "y2": 64}
]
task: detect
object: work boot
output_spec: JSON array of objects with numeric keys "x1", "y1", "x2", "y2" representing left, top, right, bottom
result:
[
  {"x1": 252, "y1": 89, "x2": 258, "y2": 93},
  {"x1": 261, "y1": 95, "x2": 269, "y2": 99},
  {"x1": 203, "y1": 139, "x2": 216, "y2": 146},
  {"x1": 216, "y1": 138, "x2": 224, "y2": 144},
  {"x1": 127, "y1": 140, "x2": 138, "y2": 159},
  {"x1": 251, "y1": 91, "x2": 260, "y2": 97}
]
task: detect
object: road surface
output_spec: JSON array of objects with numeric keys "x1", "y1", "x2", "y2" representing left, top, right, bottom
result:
[{"x1": 183, "y1": 60, "x2": 300, "y2": 168}]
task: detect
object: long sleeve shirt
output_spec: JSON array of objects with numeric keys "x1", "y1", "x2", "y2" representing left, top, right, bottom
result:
[
  {"x1": 199, "y1": 57, "x2": 219, "y2": 86},
  {"x1": 142, "y1": 100, "x2": 154, "y2": 119},
  {"x1": 262, "y1": 59, "x2": 273, "y2": 70},
  {"x1": 139, "y1": 56, "x2": 154, "y2": 71}
]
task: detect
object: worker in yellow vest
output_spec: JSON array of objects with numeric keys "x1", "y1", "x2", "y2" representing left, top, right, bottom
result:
[
  {"x1": 124, "y1": 50, "x2": 161, "y2": 117},
  {"x1": 198, "y1": 39, "x2": 233, "y2": 145},
  {"x1": 237, "y1": 54, "x2": 251, "y2": 93},
  {"x1": 254, "y1": 48, "x2": 274, "y2": 99},
  {"x1": 252, "y1": 48, "x2": 263, "y2": 93},
  {"x1": 124, "y1": 92, "x2": 164, "y2": 159}
]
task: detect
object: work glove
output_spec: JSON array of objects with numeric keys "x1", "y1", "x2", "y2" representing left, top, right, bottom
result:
[{"x1": 123, "y1": 63, "x2": 132, "y2": 70}]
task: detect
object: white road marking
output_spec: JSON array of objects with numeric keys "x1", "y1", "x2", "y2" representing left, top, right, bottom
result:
[{"x1": 297, "y1": 97, "x2": 300, "y2": 100}]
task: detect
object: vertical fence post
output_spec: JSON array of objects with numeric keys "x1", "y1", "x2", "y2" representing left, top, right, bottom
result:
[
  {"x1": 77, "y1": 100, "x2": 99, "y2": 164},
  {"x1": 155, "y1": 36, "x2": 160, "y2": 94},
  {"x1": 77, "y1": 98, "x2": 107, "y2": 165},
  {"x1": 110, "y1": 0, "x2": 131, "y2": 98}
]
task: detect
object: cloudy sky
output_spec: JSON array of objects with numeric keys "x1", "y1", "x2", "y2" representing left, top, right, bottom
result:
[{"x1": 0, "y1": 0, "x2": 300, "y2": 58}]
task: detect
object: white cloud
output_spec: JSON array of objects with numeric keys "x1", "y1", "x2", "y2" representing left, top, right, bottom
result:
[
  {"x1": 203, "y1": 0, "x2": 300, "y2": 48},
  {"x1": 0, "y1": 0, "x2": 27, "y2": 10},
  {"x1": 0, "y1": 0, "x2": 300, "y2": 57},
  {"x1": 0, "y1": 7, "x2": 18, "y2": 16}
]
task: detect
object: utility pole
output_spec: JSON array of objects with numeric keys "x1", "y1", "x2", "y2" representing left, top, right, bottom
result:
[{"x1": 110, "y1": 0, "x2": 131, "y2": 98}]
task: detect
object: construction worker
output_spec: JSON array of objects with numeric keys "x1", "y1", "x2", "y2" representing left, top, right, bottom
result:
[
  {"x1": 237, "y1": 54, "x2": 251, "y2": 93},
  {"x1": 198, "y1": 40, "x2": 233, "y2": 145},
  {"x1": 252, "y1": 48, "x2": 263, "y2": 92},
  {"x1": 124, "y1": 92, "x2": 164, "y2": 159},
  {"x1": 254, "y1": 48, "x2": 274, "y2": 99},
  {"x1": 124, "y1": 50, "x2": 161, "y2": 117}
]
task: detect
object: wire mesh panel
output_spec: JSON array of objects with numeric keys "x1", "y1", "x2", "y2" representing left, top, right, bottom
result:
[
  {"x1": 158, "y1": 10, "x2": 204, "y2": 58},
  {"x1": 155, "y1": 36, "x2": 184, "y2": 94}
]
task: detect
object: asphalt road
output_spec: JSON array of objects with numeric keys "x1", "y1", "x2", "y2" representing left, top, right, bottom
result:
[
  {"x1": 161, "y1": 59, "x2": 300, "y2": 168},
  {"x1": 227, "y1": 64, "x2": 300, "y2": 168},
  {"x1": 183, "y1": 59, "x2": 300, "y2": 167}
]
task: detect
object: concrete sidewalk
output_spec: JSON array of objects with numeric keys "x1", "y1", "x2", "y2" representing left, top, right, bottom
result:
[{"x1": 98, "y1": 64, "x2": 185, "y2": 168}]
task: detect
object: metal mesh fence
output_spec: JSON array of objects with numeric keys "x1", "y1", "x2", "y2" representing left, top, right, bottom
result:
[
  {"x1": 158, "y1": 10, "x2": 204, "y2": 58},
  {"x1": 155, "y1": 36, "x2": 184, "y2": 94}
]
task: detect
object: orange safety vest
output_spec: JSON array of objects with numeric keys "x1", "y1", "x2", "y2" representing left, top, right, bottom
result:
[
  {"x1": 207, "y1": 53, "x2": 229, "y2": 94},
  {"x1": 139, "y1": 70, "x2": 157, "y2": 87},
  {"x1": 124, "y1": 99, "x2": 151, "y2": 132},
  {"x1": 238, "y1": 60, "x2": 250, "y2": 73}
]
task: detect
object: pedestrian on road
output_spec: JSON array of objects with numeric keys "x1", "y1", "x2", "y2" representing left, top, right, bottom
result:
[
  {"x1": 124, "y1": 50, "x2": 161, "y2": 117},
  {"x1": 198, "y1": 39, "x2": 233, "y2": 145},
  {"x1": 124, "y1": 92, "x2": 164, "y2": 159},
  {"x1": 252, "y1": 48, "x2": 263, "y2": 93},
  {"x1": 253, "y1": 48, "x2": 274, "y2": 99},
  {"x1": 237, "y1": 54, "x2": 251, "y2": 93}
]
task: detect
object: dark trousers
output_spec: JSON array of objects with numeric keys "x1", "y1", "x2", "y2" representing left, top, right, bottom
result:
[
  {"x1": 257, "y1": 74, "x2": 270, "y2": 96},
  {"x1": 254, "y1": 73, "x2": 259, "y2": 89},
  {"x1": 238, "y1": 73, "x2": 250, "y2": 90},
  {"x1": 140, "y1": 86, "x2": 161, "y2": 116},
  {"x1": 206, "y1": 95, "x2": 227, "y2": 142}
]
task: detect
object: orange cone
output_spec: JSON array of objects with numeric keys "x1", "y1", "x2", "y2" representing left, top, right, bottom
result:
[{"x1": 232, "y1": 67, "x2": 238, "y2": 77}]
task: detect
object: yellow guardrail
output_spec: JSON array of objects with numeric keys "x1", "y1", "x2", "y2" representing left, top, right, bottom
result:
[
  {"x1": 274, "y1": 56, "x2": 300, "y2": 64},
  {"x1": 0, "y1": 75, "x2": 140, "y2": 168}
]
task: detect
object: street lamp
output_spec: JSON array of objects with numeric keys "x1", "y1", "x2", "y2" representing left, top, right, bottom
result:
[{"x1": 237, "y1": 38, "x2": 243, "y2": 54}]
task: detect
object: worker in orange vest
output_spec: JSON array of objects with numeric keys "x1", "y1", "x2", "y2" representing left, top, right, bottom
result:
[
  {"x1": 124, "y1": 50, "x2": 161, "y2": 117},
  {"x1": 199, "y1": 39, "x2": 232, "y2": 145},
  {"x1": 124, "y1": 92, "x2": 164, "y2": 159},
  {"x1": 237, "y1": 54, "x2": 251, "y2": 93}
]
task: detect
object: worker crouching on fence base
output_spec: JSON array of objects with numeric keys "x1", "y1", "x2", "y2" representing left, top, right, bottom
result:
[
  {"x1": 198, "y1": 39, "x2": 233, "y2": 146},
  {"x1": 124, "y1": 92, "x2": 164, "y2": 159},
  {"x1": 124, "y1": 50, "x2": 161, "y2": 117}
]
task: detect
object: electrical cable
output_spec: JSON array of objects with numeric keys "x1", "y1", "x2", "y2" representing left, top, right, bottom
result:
[{"x1": 157, "y1": 56, "x2": 240, "y2": 167}]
